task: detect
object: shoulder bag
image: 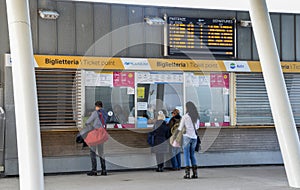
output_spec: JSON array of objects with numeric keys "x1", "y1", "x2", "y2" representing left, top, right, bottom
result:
[
  {"x1": 193, "y1": 123, "x2": 201, "y2": 152},
  {"x1": 85, "y1": 111, "x2": 109, "y2": 146},
  {"x1": 169, "y1": 124, "x2": 186, "y2": 148}
]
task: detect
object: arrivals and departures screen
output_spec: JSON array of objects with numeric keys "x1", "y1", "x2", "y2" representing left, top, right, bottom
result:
[{"x1": 168, "y1": 16, "x2": 236, "y2": 58}]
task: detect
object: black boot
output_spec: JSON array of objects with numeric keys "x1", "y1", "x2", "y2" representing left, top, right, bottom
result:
[
  {"x1": 156, "y1": 163, "x2": 164, "y2": 172},
  {"x1": 87, "y1": 151, "x2": 98, "y2": 176},
  {"x1": 86, "y1": 170, "x2": 97, "y2": 176},
  {"x1": 100, "y1": 157, "x2": 107, "y2": 176},
  {"x1": 159, "y1": 163, "x2": 164, "y2": 172},
  {"x1": 156, "y1": 165, "x2": 160, "y2": 172},
  {"x1": 184, "y1": 167, "x2": 190, "y2": 179},
  {"x1": 191, "y1": 165, "x2": 198, "y2": 179}
]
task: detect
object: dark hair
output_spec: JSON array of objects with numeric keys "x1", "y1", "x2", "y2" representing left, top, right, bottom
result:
[
  {"x1": 95, "y1": 101, "x2": 103, "y2": 108},
  {"x1": 186, "y1": 101, "x2": 199, "y2": 124}
]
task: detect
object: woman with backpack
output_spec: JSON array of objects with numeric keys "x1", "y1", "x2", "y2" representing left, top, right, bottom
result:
[
  {"x1": 178, "y1": 102, "x2": 200, "y2": 179},
  {"x1": 168, "y1": 109, "x2": 182, "y2": 170}
]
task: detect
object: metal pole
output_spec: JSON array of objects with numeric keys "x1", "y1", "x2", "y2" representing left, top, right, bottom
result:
[
  {"x1": 5, "y1": 0, "x2": 44, "y2": 189},
  {"x1": 249, "y1": 0, "x2": 300, "y2": 188}
]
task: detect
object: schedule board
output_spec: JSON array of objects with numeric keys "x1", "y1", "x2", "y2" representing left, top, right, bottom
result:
[{"x1": 168, "y1": 16, "x2": 236, "y2": 58}]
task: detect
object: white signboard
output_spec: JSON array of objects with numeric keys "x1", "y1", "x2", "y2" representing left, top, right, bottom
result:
[
  {"x1": 185, "y1": 73, "x2": 210, "y2": 87},
  {"x1": 136, "y1": 72, "x2": 183, "y2": 84},
  {"x1": 84, "y1": 71, "x2": 113, "y2": 87},
  {"x1": 137, "y1": 102, "x2": 148, "y2": 110},
  {"x1": 121, "y1": 58, "x2": 151, "y2": 70}
]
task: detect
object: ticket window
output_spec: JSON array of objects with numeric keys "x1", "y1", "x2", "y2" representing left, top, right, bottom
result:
[
  {"x1": 185, "y1": 72, "x2": 230, "y2": 127},
  {"x1": 135, "y1": 72, "x2": 184, "y2": 127},
  {"x1": 83, "y1": 71, "x2": 135, "y2": 126}
]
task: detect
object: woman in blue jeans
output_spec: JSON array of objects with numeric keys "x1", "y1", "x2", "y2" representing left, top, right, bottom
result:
[{"x1": 178, "y1": 102, "x2": 200, "y2": 179}]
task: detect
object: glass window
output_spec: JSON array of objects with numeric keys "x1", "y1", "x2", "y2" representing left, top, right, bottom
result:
[
  {"x1": 83, "y1": 71, "x2": 134, "y2": 125},
  {"x1": 82, "y1": 70, "x2": 229, "y2": 128},
  {"x1": 185, "y1": 72, "x2": 230, "y2": 127},
  {"x1": 135, "y1": 72, "x2": 184, "y2": 127}
]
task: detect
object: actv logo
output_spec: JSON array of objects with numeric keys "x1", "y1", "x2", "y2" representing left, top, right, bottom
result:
[
  {"x1": 224, "y1": 61, "x2": 250, "y2": 72},
  {"x1": 230, "y1": 62, "x2": 245, "y2": 69},
  {"x1": 230, "y1": 63, "x2": 235, "y2": 69}
]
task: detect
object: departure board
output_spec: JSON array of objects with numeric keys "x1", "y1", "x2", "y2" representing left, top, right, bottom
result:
[{"x1": 168, "y1": 16, "x2": 236, "y2": 58}]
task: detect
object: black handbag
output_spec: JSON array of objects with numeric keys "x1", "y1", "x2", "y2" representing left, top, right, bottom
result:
[
  {"x1": 75, "y1": 127, "x2": 93, "y2": 148},
  {"x1": 76, "y1": 131, "x2": 89, "y2": 148},
  {"x1": 193, "y1": 123, "x2": 201, "y2": 152},
  {"x1": 147, "y1": 131, "x2": 155, "y2": 147},
  {"x1": 195, "y1": 136, "x2": 201, "y2": 152},
  {"x1": 76, "y1": 133, "x2": 84, "y2": 143}
]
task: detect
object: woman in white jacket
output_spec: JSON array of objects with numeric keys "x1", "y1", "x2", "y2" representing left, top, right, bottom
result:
[{"x1": 178, "y1": 101, "x2": 200, "y2": 179}]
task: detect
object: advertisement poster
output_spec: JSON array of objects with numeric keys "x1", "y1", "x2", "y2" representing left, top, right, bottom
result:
[
  {"x1": 210, "y1": 73, "x2": 229, "y2": 89},
  {"x1": 113, "y1": 72, "x2": 135, "y2": 88}
]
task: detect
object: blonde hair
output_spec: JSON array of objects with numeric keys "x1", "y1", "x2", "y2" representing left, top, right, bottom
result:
[{"x1": 157, "y1": 112, "x2": 165, "y2": 120}]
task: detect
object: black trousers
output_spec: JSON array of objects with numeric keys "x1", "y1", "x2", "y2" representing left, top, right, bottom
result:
[
  {"x1": 156, "y1": 153, "x2": 165, "y2": 168},
  {"x1": 89, "y1": 144, "x2": 106, "y2": 171}
]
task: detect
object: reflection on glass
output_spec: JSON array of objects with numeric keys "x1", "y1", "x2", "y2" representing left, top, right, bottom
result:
[
  {"x1": 83, "y1": 71, "x2": 134, "y2": 125},
  {"x1": 185, "y1": 72, "x2": 230, "y2": 127},
  {"x1": 135, "y1": 83, "x2": 183, "y2": 126}
]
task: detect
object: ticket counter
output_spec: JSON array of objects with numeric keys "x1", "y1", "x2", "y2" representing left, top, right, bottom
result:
[{"x1": 3, "y1": 54, "x2": 300, "y2": 174}]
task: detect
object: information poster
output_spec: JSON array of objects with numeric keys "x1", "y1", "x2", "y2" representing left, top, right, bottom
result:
[
  {"x1": 137, "y1": 102, "x2": 148, "y2": 110},
  {"x1": 137, "y1": 87, "x2": 145, "y2": 99}
]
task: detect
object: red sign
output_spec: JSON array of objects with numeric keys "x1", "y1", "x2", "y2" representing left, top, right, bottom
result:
[
  {"x1": 113, "y1": 72, "x2": 135, "y2": 88},
  {"x1": 210, "y1": 73, "x2": 229, "y2": 89}
]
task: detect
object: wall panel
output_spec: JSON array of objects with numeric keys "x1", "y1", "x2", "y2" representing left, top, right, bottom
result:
[
  {"x1": 38, "y1": 1, "x2": 57, "y2": 54},
  {"x1": 237, "y1": 12, "x2": 252, "y2": 60},
  {"x1": 128, "y1": 6, "x2": 145, "y2": 57},
  {"x1": 144, "y1": 7, "x2": 161, "y2": 57},
  {"x1": 270, "y1": 14, "x2": 281, "y2": 58},
  {"x1": 94, "y1": 4, "x2": 112, "y2": 56},
  {"x1": 75, "y1": 3, "x2": 94, "y2": 56},
  {"x1": 251, "y1": 34, "x2": 259, "y2": 60},
  {"x1": 281, "y1": 14, "x2": 295, "y2": 61},
  {"x1": 296, "y1": 15, "x2": 300, "y2": 61},
  {"x1": 57, "y1": 2, "x2": 76, "y2": 55},
  {"x1": 29, "y1": 0, "x2": 39, "y2": 53},
  {"x1": 0, "y1": 0, "x2": 9, "y2": 163},
  {"x1": 111, "y1": 5, "x2": 128, "y2": 57}
]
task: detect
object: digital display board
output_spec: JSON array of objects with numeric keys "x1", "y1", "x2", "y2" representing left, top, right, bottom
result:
[{"x1": 168, "y1": 16, "x2": 236, "y2": 58}]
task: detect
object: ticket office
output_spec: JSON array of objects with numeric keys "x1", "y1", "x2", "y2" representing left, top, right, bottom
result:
[{"x1": 83, "y1": 70, "x2": 230, "y2": 128}]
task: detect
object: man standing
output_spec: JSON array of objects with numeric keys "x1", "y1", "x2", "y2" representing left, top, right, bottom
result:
[{"x1": 85, "y1": 101, "x2": 108, "y2": 176}]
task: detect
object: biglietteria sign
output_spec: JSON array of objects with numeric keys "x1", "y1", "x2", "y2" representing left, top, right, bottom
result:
[{"x1": 4, "y1": 54, "x2": 300, "y2": 73}]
